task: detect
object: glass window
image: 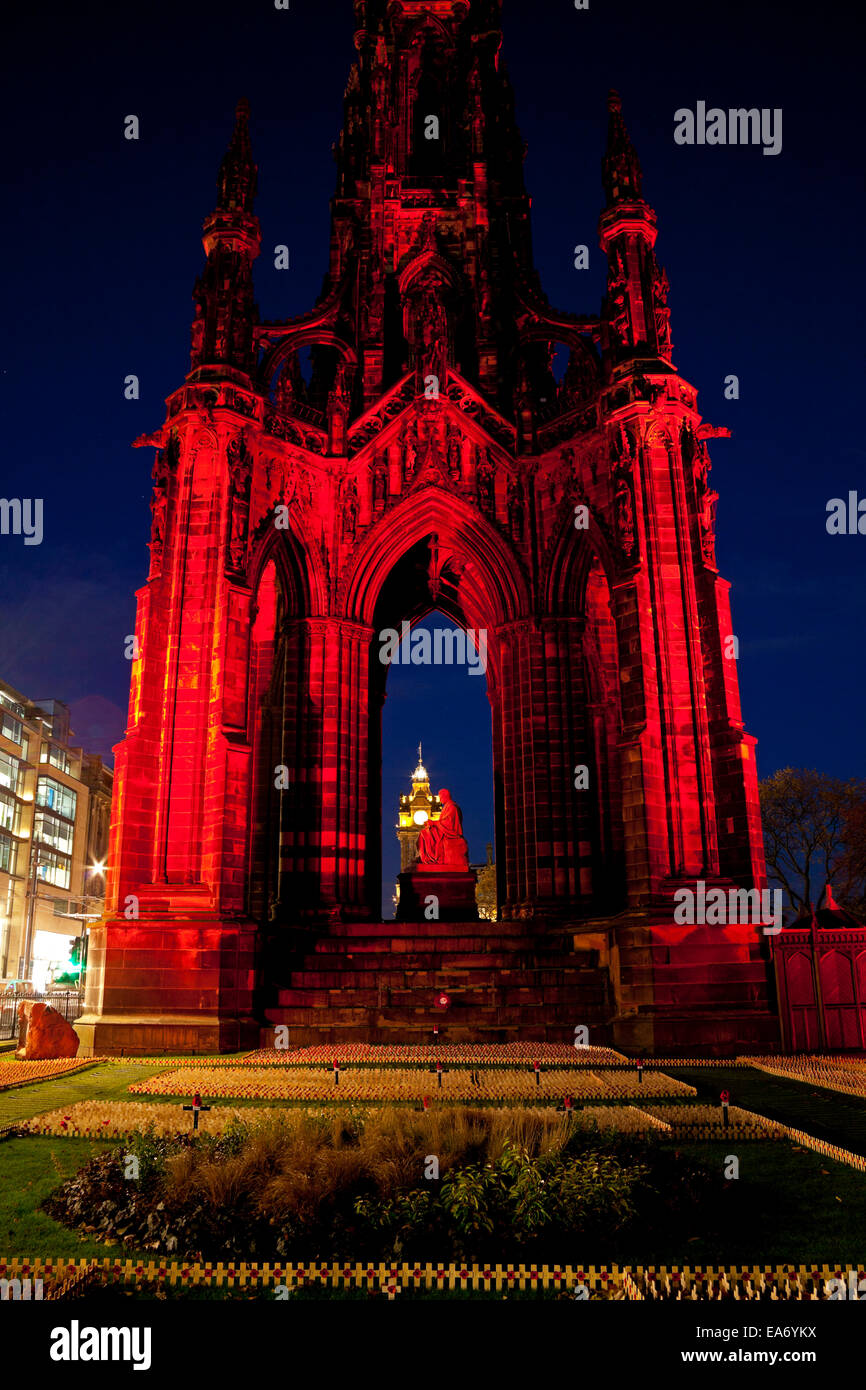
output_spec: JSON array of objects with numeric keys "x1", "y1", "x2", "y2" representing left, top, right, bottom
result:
[
  {"x1": 40, "y1": 743, "x2": 71, "y2": 774},
  {"x1": 0, "y1": 789, "x2": 19, "y2": 834},
  {"x1": 0, "y1": 750, "x2": 22, "y2": 794},
  {"x1": 34, "y1": 810, "x2": 74, "y2": 855},
  {"x1": 35, "y1": 846, "x2": 71, "y2": 890},
  {"x1": 1, "y1": 713, "x2": 23, "y2": 744},
  {"x1": 0, "y1": 691, "x2": 25, "y2": 720},
  {"x1": 0, "y1": 832, "x2": 16, "y2": 875},
  {"x1": 36, "y1": 776, "x2": 77, "y2": 822}
]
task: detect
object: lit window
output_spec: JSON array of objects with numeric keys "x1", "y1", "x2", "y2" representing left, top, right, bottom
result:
[
  {"x1": 0, "y1": 751, "x2": 22, "y2": 794},
  {"x1": 36, "y1": 776, "x2": 77, "y2": 822},
  {"x1": 40, "y1": 743, "x2": 71, "y2": 774},
  {"x1": 34, "y1": 810, "x2": 74, "y2": 856},
  {"x1": 1, "y1": 713, "x2": 23, "y2": 745},
  {"x1": 34, "y1": 847, "x2": 71, "y2": 890},
  {"x1": 0, "y1": 790, "x2": 19, "y2": 834},
  {"x1": 0, "y1": 832, "x2": 16, "y2": 875}
]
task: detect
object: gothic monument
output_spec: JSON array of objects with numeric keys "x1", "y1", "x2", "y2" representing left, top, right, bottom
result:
[{"x1": 77, "y1": 0, "x2": 778, "y2": 1056}]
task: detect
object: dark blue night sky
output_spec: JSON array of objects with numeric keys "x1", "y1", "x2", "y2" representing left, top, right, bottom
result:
[{"x1": 2, "y1": 0, "x2": 863, "y2": 915}]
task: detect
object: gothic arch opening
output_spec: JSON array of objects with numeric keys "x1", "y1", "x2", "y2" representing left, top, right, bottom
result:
[
  {"x1": 245, "y1": 532, "x2": 315, "y2": 928},
  {"x1": 381, "y1": 609, "x2": 494, "y2": 920},
  {"x1": 582, "y1": 553, "x2": 626, "y2": 908},
  {"x1": 368, "y1": 535, "x2": 500, "y2": 920}
]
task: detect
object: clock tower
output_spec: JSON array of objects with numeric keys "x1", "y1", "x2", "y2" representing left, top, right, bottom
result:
[{"x1": 396, "y1": 745, "x2": 441, "y2": 872}]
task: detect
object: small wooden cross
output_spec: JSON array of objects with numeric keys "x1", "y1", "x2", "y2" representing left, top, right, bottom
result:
[{"x1": 182, "y1": 1091, "x2": 211, "y2": 1131}]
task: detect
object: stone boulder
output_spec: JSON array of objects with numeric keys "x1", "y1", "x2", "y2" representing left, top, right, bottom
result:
[{"x1": 15, "y1": 1000, "x2": 80, "y2": 1060}]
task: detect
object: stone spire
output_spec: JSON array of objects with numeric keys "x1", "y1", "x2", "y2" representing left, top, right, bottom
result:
[
  {"x1": 216, "y1": 97, "x2": 257, "y2": 216},
  {"x1": 602, "y1": 89, "x2": 643, "y2": 205},
  {"x1": 188, "y1": 100, "x2": 261, "y2": 381}
]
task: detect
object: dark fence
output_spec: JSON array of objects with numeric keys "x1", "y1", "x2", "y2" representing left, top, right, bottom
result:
[{"x1": 0, "y1": 989, "x2": 83, "y2": 1042}]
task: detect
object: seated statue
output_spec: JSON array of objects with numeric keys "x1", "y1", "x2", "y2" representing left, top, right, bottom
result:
[{"x1": 416, "y1": 788, "x2": 470, "y2": 870}]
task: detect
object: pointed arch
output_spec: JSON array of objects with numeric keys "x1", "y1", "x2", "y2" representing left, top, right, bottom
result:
[
  {"x1": 258, "y1": 330, "x2": 358, "y2": 394},
  {"x1": 341, "y1": 486, "x2": 530, "y2": 629},
  {"x1": 541, "y1": 502, "x2": 619, "y2": 618},
  {"x1": 247, "y1": 510, "x2": 325, "y2": 617}
]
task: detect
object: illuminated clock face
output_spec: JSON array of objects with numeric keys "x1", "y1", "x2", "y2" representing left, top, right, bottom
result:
[{"x1": 413, "y1": 810, "x2": 428, "y2": 826}]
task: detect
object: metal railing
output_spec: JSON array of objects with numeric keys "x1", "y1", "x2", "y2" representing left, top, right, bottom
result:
[{"x1": 0, "y1": 989, "x2": 83, "y2": 1041}]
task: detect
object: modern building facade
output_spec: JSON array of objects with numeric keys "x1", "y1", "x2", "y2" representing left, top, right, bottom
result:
[{"x1": 0, "y1": 681, "x2": 112, "y2": 990}]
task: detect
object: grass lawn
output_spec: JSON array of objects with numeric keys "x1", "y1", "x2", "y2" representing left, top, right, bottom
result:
[
  {"x1": 614, "y1": 1139, "x2": 866, "y2": 1266},
  {"x1": 0, "y1": 1064, "x2": 166, "y2": 1125},
  {"x1": 4, "y1": 1132, "x2": 862, "y2": 1266},
  {"x1": 669, "y1": 1065, "x2": 866, "y2": 1154},
  {"x1": 3, "y1": 1059, "x2": 866, "y2": 1269},
  {"x1": 0, "y1": 1137, "x2": 129, "y2": 1260}
]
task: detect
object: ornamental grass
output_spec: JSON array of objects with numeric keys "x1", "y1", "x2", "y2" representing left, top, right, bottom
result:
[{"x1": 40, "y1": 1104, "x2": 714, "y2": 1263}]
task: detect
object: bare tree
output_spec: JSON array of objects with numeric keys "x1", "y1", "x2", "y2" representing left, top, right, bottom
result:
[{"x1": 759, "y1": 768, "x2": 866, "y2": 920}]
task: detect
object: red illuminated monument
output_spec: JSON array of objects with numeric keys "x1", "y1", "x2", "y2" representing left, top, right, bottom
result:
[{"x1": 77, "y1": 0, "x2": 778, "y2": 1055}]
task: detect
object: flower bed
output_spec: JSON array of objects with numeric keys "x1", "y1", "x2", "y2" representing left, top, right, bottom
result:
[
  {"x1": 242, "y1": 1043, "x2": 629, "y2": 1067},
  {"x1": 0, "y1": 1058, "x2": 101, "y2": 1091},
  {"x1": 127, "y1": 1065, "x2": 696, "y2": 1102},
  {"x1": 19, "y1": 1101, "x2": 276, "y2": 1138},
  {"x1": 20, "y1": 1099, "x2": 677, "y2": 1139},
  {"x1": 99, "y1": 1054, "x2": 256, "y2": 1067},
  {"x1": 638, "y1": 1104, "x2": 778, "y2": 1138}
]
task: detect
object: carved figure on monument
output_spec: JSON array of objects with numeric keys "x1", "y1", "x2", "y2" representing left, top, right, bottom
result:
[
  {"x1": 446, "y1": 422, "x2": 462, "y2": 478},
  {"x1": 402, "y1": 417, "x2": 423, "y2": 478},
  {"x1": 229, "y1": 497, "x2": 249, "y2": 569},
  {"x1": 507, "y1": 477, "x2": 525, "y2": 542},
  {"x1": 652, "y1": 262, "x2": 672, "y2": 356},
  {"x1": 227, "y1": 432, "x2": 252, "y2": 569},
  {"x1": 416, "y1": 789, "x2": 470, "y2": 869},
  {"x1": 149, "y1": 486, "x2": 167, "y2": 568},
  {"x1": 373, "y1": 463, "x2": 387, "y2": 508},
  {"x1": 342, "y1": 483, "x2": 359, "y2": 540},
  {"x1": 417, "y1": 301, "x2": 448, "y2": 386},
  {"x1": 700, "y1": 488, "x2": 719, "y2": 563},
  {"x1": 477, "y1": 449, "x2": 495, "y2": 514},
  {"x1": 614, "y1": 474, "x2": 636, "y2": 557}
]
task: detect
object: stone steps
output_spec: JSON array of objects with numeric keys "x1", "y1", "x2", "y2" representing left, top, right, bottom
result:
[
  {"x1": 261, "y1": 914, "x2": 779, "y2": 1054},
  {"x1": 277, "y1": 981, "x2": 609, "y2": 1008},
  {"x1": 264, "y1": 918, "x2": 612, "y2": 1045},
  {"x1": 288, "y1": 967, "x2": 601, "y2": 990},
  {"x1": 323, "y1": 920, "x2": 533, "y2": 940}
]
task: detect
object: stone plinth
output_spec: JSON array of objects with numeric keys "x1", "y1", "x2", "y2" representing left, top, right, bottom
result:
[
  {"x1": 74, "y1": 912, "x2": 261, "y2": 1056},
  {"x1": 396, "y1": 869, "x2": 478, "y2": 923}
]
